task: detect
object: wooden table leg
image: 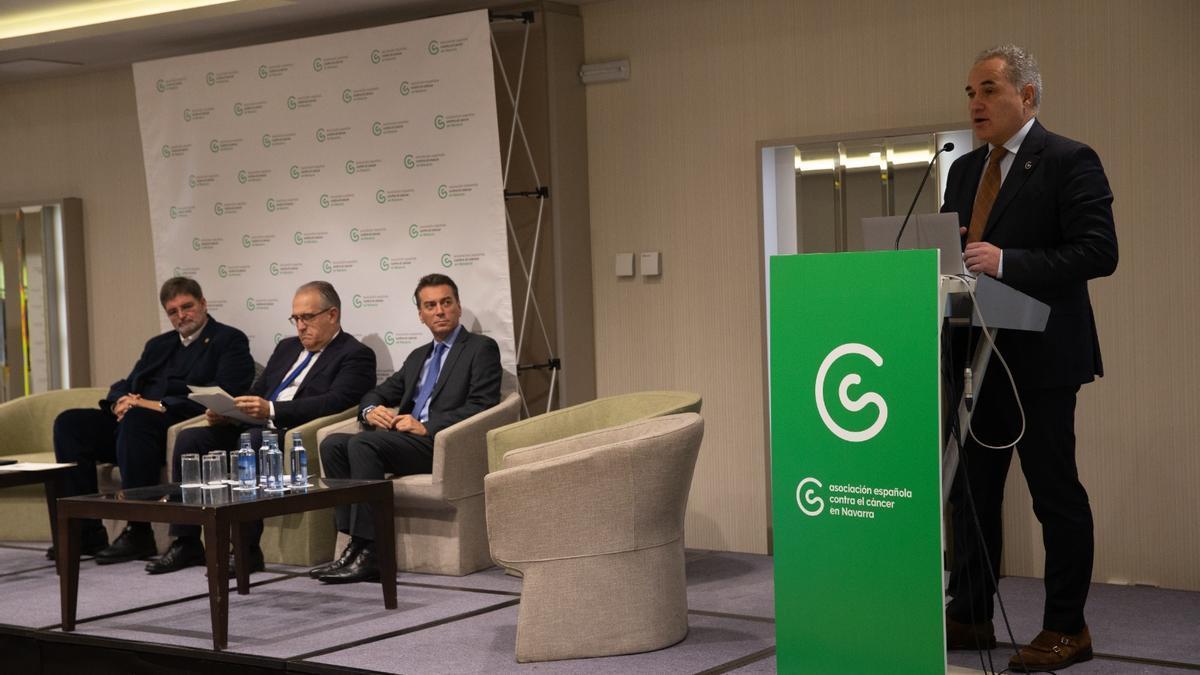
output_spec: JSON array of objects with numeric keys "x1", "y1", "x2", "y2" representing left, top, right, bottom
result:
[
  {"x1": 45, "y1": 473, "x2": 65, "y2": 576},
  {"x1": 231, "y1": 520, "x2": 251, "y2": 595},
  {"x1": 57, "y1": 510, "x2": 80, "y2": 631},
  {"x1": 202, "y1": 512, "x2": 230, "y2": 650},
  {"x1": 370, "y1": 486, "x2": 397, "y2": 610}
]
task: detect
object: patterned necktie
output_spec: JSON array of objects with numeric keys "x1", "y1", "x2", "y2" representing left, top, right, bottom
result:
[
  {"x1": 410, "y1": 342, "x2": 446, "y2": 423},
  {"x1": 269, "y1": 351, "x2": 315, "y2": 401},
  {"x1": 966, "y1": 147, "x2": 1009, "y2": 243}
]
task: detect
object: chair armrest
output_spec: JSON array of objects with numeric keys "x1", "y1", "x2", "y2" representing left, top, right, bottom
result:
[
  {"x1": 284, "y1": 407, "x2": 357, "y2": 477},
  {"x1": 166, "y1": 415, "x2": 208, "y2": 457},
  {"x1": 434, "y1": 392, "x2": 521, "y2": 499},
  {"x1": 315, "y1": 415, "x2": 364, "y2": 448},
  {"x1": 486, "y1": 441, "x2": 638, "y2": 564}
]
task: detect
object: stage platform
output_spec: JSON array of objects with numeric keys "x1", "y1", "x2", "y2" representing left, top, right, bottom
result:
[{"x1": 0, "y1": 542, "x2": 1195, "y2": 673}]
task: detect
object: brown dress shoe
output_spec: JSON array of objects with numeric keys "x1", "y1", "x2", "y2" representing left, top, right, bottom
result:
[
  {"x1": 946, "y1": 616, "x2": 996, "y2": 650},
  {"x1": 1009, "y1": 626, "x2": 1093, "y2": 672}
]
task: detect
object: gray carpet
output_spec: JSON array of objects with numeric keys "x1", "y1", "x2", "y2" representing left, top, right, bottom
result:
[{"x1": 308, "y1": 604, "x2": 776, "y2": 674}]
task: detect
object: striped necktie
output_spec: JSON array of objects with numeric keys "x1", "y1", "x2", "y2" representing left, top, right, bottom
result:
[{"x1": 966, "y1": 147, "x2": 1008, "y2": 243}]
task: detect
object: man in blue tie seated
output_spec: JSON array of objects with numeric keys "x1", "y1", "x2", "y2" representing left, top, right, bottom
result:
[
  {"x1": 51, "y1": 277, "x2": 255, "y2": 563},
  {"x1": 146, "y1": 281, "x2": 376, "y2": 575},
  {"x1": 312, "y1": 273, "x2": 502, "y2": 584}
]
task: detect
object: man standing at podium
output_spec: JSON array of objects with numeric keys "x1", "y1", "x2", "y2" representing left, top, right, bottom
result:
[{"x1": 941, "y1": 45, "x2": 1118, "y2": 672}]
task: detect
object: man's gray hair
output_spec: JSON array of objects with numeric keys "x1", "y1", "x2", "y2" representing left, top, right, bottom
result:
[
  {"x1": 297, "y1": 280, "x2": 341, "y2": 313},
  {"x1": 976, "y1": 44, "x2": 1042, "y2": 109}
]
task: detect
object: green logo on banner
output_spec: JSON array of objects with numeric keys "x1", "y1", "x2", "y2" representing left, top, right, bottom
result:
[
  {"x1": 427, "y1": 40, "x2": 440, "y2": 55},
  {"x1": 293, "y1": 231, "x2": 304, "y2": 245},
  {"x1": 169, "y1": 207, "x2": 178, "y2": 220},
  {"x1": 321, "y1": 260, "x2": 333, "y2": 273},
  {"x1": 155, "y1": 79, "x2": 165, "y2": 93},
  {"x1": 269, "y1": 262, "x2": 280, "y2": 276},
  {"x1": 258, "y1": 65, "x2": 268, "y2": 79},
  {"x1": 370, "y1": 49, "x2": 381, "y2": 64},
  {"x1": 437, "y1": 184, "x2": 448, "y2": 199},
  {"x1": 342, "y1": 89, "x2": 352, "y2": 103},
  {"x1": 206, "y1": 72, "x2": 215, "y2": 86},
  {"x1": 188, "y1": 175, "x2": 197, "y2": 188},
  {"x1": 214, "y1": 202, "x2": 224, "y2": 216},
  {"x1": 399, "y1": 81, "x2": 410, "y2": 96},
  {"x1": 242, "y1": 235, "x2": 252, "y2": 248},
  {"x1": 315, "y1": 128, "x2": 326, "y2": 142},
  {"x1": 217, "y1": 264, "x2": 228, "y2": 278},
  {"x1": 345, "y1": 160, "x2": 356, "y2": 175},
  {"x1": 434, "y1": 114, "x2": 445, "y2": 130},
  {"x1": 379, "y1": 257, "x2": 390, "y2": 271},
  {"x1": 290, "y1": 165, "x2": 300, "y2": 179},
  {"x1": 409, "y1": 224, "x2": 419, "y2": 239},
  {"x1": 815, "y1": 344, "x2": 889, "y2": 443},
  {"x1": 238, "y1": 170, "x2": 248, "y2": 184},
  {"x1": 312, "y1": 58, "x2": 323, "y2": 72},
  {"x1": 210, "y1": 140, "x2": 220, "y2": 153},
  {"x1": 352, "y1": 294, "x2": 363, "y2": 308},
  {"x1": 441, "y1": 253, "x2": 453, "y2": 268},
  {"x1": 266, "y1": 198, "x2": 276, "y2": 212},
  {"x1": 375, "y1": 190, "x2": 386, "y2": 204},
  {"x1": 384, "y1": 331, "x2": 395, "y2": 346},
  {"x1": 287, "y1": 96, "x2": 297, "y2": 110},
  {"x1": 161, "y1": 145, "x2": 171, "y2": 158},
  {"x1": 404, "y1": 154, "x2": 414, "y2": 169},
  {"x1": 234, "y1": 102, "x2": 243, "y2": 116},
  {"x1": 274, "y1": 333, "x2": 283, "y2": 344},
  {"x1": 192, "y1": 238, "x2": 201, "y2": 251},
  {"x1": 349, "y1": 228, "x2": 360, "y2": 242},
  {"x1": 319, "y1": 194, "x2": 330, "y2": 208},
  {"x1": 372, "y1": 121, "x2": 382, "y2": 136},
  {"x1": 183, "y1": 109, "x2": 192, "y2": 122},
  {"x1": 246, "y1": 298, "x2": 257, "y2": 310},
  {"x1": 262, "y1": 134, "x2": 272, "y2": 148}
]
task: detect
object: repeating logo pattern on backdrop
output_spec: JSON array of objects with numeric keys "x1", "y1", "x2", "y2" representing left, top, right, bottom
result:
[{"x1": 132, "y1": 10, "x2": 514, "y2": 378}]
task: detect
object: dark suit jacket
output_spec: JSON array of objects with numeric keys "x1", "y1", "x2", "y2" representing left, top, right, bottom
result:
[
  {"x1": 105, "y1": 315, "x2": 255, "y2": 418},
  {"x1": 360, "y1": 327, "x2": 502, "y2": 438},
  {"x1": 941, "y1": 120, "x2": 1118, "y2": 388},
  {"x1": 254, "y1": 331, "x2": 377, "y2": 429}
]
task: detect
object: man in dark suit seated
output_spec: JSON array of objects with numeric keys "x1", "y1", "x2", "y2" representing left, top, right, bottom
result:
[
  {"x1": 51, "y1": 277, "x2": 255, "y2": 563},
  {"x1": 941, "y1": 45, "x2": 1118, "y2": 672},
  {"x1": 146, "y1": 280, "x2": 377, "y2": 574},
  {"x1": 312, "y1": 273, "x2": 501, "y2": 584}
]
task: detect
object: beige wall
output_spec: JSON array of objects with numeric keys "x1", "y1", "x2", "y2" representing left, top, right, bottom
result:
[
  {"x1": 0, "y1": 67, "x2": 159, "y2": 388},
  {"x1": 581, "y1": 0, "x2": 1200, "y2": 590}
]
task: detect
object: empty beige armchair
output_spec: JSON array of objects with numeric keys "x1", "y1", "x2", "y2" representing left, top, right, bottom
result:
[
  {"x1": 317, "y1": 391, "x2": 522, "y2": 575},
  {"x1": 486, "y1": 390, "x2": 701, "y2": 472},
  {"x1": 485, "y1": 412, "x2": 705, "y2": 663}
]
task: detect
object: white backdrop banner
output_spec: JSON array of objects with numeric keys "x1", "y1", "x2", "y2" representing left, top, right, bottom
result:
[{"x1": 132, "y1": 10, "x2": 513, "y2": 381}]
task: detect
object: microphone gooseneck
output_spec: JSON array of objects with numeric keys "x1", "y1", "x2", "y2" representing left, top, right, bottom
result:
[{"x1": 894, "y1": 142, "x2": 955, "y2": 249}]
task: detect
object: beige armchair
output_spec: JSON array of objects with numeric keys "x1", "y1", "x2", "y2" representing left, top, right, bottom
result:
[
  {"x1": 0, "y1": 388, "x2": 195, "y2": 546},
  {"x1": 486, "y1": 390, "x2": 701, "y2": 472},
  {"x1": 162, "y1": 407, "x2": 358, "y2": 565},
  {"x1": 485, "y1": 413, "x2": 705, "y2": 662},
  {"x1": 317, "y1": 392, "x2": 522, "y2": 575}
]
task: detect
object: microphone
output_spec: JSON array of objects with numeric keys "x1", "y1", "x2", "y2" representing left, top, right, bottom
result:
[{"x1": 894, "y1": 142, "x2": 955, "y2": 249}]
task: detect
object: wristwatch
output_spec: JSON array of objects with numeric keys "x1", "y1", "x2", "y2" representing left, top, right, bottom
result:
[{"x1": 158, "y1": 401, "x2": 167, "y2": 412}]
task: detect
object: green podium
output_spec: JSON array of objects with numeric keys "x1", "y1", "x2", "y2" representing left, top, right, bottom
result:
[{"x1": 769, "y1": 249, "x2": 946, "y2": 673}]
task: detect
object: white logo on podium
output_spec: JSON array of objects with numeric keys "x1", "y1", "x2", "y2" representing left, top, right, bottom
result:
[
  {"x1": 815, "y1": 343, "x2": 888, "y2": 443},
  {"x1": 796, "y1": 477, "x2": 824, "y2": 516}
]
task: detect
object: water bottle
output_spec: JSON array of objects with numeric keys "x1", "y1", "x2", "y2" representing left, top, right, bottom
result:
[
  {"x1": 264, "y1": 436, "x2": 285, "y2": 491},
  {"x1": 290, "y1": 431, "x2": 308, "y2": 487},
  {"x1": 236, "y1": 434, "x2": 257, "y2": 489},
  {"x1": 258, "y1": 431, "x2": 275, "y2": 485}
]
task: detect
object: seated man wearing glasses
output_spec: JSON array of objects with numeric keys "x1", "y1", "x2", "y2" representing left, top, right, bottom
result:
[{"x1": 146, "y1": 280, "x2": 376, "y2": 575}]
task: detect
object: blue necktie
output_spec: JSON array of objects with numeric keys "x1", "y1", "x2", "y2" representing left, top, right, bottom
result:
[
  {"x1": 410, "y1": 342, "x2": 446, "y2": 422},
  {"x1": 269, "y1": 351, "x2": 315, "y2": 401}
]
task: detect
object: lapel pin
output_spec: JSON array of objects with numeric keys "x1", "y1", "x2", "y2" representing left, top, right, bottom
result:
[{"x1": 1024, "y1": 160, "x2": 1033, "y2": 170}]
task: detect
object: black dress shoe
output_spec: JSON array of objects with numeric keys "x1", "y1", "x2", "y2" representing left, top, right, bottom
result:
[
  {"x1": 317, "y1": 544, "x2": 379, "y2": 584},
  {"x1": 145, "y1": 537, "x2": 205, "y2": 574},
  {"x1": 229, "y1": 544, "x2": 265, "y2": 574},
  {"x1": 46, "y1": 527, "x2": 108, "y2": 561},
  {"x1": 308, "y1": 537, "x2": 365, "y2": 579},
  {"x1": 95, "y1": 525, "x2": 157, "y2": 565}
]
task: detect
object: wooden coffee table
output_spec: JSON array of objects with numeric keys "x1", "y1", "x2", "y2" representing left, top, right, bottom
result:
[
  {"x1": 0, "y1": 462, "x2": 74, "y2": 549},
  {"x1": 56, "y1": 478, "x2": 396, "y2": 650}
]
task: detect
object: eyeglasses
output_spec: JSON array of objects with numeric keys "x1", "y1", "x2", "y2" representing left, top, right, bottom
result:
[{"x1": 288, "y1": 306, "x2": 334, "y2": 326}]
